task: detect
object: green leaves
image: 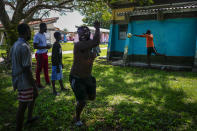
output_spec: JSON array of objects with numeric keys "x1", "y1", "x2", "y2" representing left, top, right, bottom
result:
[
  {"x1": 75, "y1": 0, "x2": 155, "y2": 29},
  {"x1": 76, "y1": 0, "x2": 111, "y2": 29},
  {"x1": 110, "y1": 0, "x2": 154, "y2": 5}
]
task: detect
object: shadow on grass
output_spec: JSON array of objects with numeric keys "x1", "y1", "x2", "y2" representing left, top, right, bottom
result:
[
  {"x1": 1, "y1": 57, "x2": 197, "y2": 130},
  {"x1": 90, "y1": 59, "x2": 197, "y2": 130},
  {"x1": 0, "y1": 74, "x2": 17, "y2": 130}
]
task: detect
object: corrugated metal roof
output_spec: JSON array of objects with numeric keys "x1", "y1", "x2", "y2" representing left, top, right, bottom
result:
[{"x1": 117, "y1": 2, "x2": 197, "y2": 16}]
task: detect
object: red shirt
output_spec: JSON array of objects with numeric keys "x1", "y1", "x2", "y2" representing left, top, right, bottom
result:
[{"x1": 140, "y1": 34, "x2": 154, "y2": 47}]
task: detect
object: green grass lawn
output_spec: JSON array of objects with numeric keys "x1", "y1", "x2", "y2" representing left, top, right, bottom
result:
[
  {"x1": 99, "y1": 44, "x2": 108, "y2": 48},
  {"x1": 48, "y1": 42, "x2": 108, "y2": 52},
  {"x1": 1, "y1": 49, "x2": 197, "y2": 130},
  {"x1": 0, "y1": 43, "x2": 108, "y2": 54},
  {"x1": 0, "y1": 46, "x2": 6, "y2": 54},
  {"x1": 48, "y1": 43, "x2": 74, "y2": 52},
  {"x1": 0, "y1": 50, "x2": 6, "y2": 54}
]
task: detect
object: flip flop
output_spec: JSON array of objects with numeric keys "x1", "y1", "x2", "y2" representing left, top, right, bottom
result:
[
  {"x1": 25, "y1": 116, "x2": 39, "y2": 125},
  {"x1": 75, "y1": 121, "x2": 83, "y2": 126}
]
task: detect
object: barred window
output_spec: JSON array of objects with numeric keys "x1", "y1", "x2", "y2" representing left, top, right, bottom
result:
[{"x1": 119, "y1": 24, "x2": 128, "y2": 40}]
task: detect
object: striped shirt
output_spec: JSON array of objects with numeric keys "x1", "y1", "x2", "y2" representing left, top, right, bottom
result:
[
  {"x1": 11, "y1": 38, "x2": 33, "y2": 91},
  {"x1": 18, "y1": 88, "x2": 33, "y2": 102}
]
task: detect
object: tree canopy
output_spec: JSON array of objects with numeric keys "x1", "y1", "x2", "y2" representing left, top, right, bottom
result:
[
  {"x1": 63, "y1": 28, "x2": 68, "y2": 32},
  {"x1": 0, "y1": 0, "x2": 75, "y2": 29},
  {"x1": 76, "y1": 0, "x2": 111, "y2": 29},
  {"x1": 75, "y1": 0, "x2": 154, "y2": 29},
  {"x1": 0, "y1": 0, "x2": 154, "y2": 61},
  {"x1": 0, "y1": 0, "x2": 75, "y2": 62}
]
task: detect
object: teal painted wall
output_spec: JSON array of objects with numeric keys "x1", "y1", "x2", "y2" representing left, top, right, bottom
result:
[
  {"x1": 110, "y1": 18, "x2": 197, "y2": 57},
  {"x1": 110, "y1": 24, "x2": 127, "y2": 52},
  {"x1": 108, "y1": 24, "x2": 114, "y2": 51}
]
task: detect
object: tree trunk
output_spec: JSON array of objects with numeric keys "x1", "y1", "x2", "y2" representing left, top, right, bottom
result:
[
  {"x1": 0, "y1": 0, "x2": 18, "y2": 67},
  {"x1": 2, "y1": 25, "x2": 18, "y2": 67}
]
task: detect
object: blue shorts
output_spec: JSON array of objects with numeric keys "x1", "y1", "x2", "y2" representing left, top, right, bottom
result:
[{"x1": 51, "y1": 65, "x2": 63, "y2": 80}]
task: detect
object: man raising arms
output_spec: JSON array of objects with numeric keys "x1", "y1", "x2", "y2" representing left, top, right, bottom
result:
[{"x1": 69, "y1": 21, "x2": 100, "y2": 126}]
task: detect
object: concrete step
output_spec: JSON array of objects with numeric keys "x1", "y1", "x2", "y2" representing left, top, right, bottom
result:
[{"x1": 111, "y1": 60, "x2": 192, "y2": 71}]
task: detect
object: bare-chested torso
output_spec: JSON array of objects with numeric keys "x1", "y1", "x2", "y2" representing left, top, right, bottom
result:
[
  {"x1": 70, "y1": 29, "x2": 100, "y2": 78},
  {"x1": 70, "y1": 43, "x2": 96, "y2": 78}
]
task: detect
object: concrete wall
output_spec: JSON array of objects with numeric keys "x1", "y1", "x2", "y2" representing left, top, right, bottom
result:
[
  {"x1": 110, "y1": 18, "x2": 197, "y2": 57},
  {"x1": 110, "y1": 24, "x2": 127, "y2": 53}
]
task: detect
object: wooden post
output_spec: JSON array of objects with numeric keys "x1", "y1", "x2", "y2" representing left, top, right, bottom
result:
[
  {"x1": 123, "y1": 21, "x2": 132, "y2": 66},
  {"x1": 123, "y1": 45, "x2": 129, "y2": 66}
]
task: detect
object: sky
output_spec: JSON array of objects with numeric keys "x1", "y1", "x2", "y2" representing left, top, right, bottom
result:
[
  {"x1": 4, "y1": 5, "x2": 84, "y2": 32},
  {"x1": 50, "y1": 11, "x2": 84, "y2": 32}
]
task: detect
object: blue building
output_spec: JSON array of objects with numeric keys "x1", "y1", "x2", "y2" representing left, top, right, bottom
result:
[{"x1": 108, "y1": 0, "x2": 197, "y2": 70}]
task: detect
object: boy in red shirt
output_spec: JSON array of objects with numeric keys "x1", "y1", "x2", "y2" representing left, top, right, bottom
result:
[{"x1": 134, "y1": 30, "x2": 164, "y2": 66}]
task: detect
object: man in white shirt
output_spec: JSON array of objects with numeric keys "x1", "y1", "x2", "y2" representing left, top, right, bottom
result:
[{"x1": 33, "y1": 23, "x2": 51, "y2": 88}]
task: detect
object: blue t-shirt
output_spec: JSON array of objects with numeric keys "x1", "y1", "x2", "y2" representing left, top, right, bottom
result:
[{"x1": 33, "y1": 33, "x2": 48, "y2": 54}]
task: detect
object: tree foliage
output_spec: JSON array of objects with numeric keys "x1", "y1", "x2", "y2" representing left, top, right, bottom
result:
[
  {"x1": 76, "y1": 0, "x2": 111, "y2": 29},
  {"x1": 0, "y1": 0, "x2": 75, "y2": 61},
  {"x1": 0, "y1": 0, "x2": 154, "y2": 62},
  {"x1": 75, "y1": 0, "x2": 154, "y2": 29},
  {"x1": 63, "y1": 28, "x2": 68, "y2": 32},
  {"x1": 1, "y1": 0, "x2": 75, "y2": 26}
]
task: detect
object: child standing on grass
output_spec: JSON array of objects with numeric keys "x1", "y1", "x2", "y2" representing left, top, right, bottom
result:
[
  {"x1": 51, "y1": 32, "x2": 67, "y2": 95},
  {"x1": 11, "y1": 23, "x2": 39, "y2": 131}
]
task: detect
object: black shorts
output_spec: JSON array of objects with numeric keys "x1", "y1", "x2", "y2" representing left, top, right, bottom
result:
[
  {"x1": 147, "y1": 47, "x2": 158, "y2": 56},
  {"x1": 69, "y1": 75, "x2": 96, "y2": 102}
]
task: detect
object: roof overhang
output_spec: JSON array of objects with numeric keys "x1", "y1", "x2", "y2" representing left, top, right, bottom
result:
[{"x1": 117, "y1": 1, "x2": 197, "y2": 17}]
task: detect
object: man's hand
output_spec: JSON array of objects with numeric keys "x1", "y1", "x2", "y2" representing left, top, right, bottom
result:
[
  {"x1": 46, "y1": 44, "x2": 52, "y2": 49},
  {"x1": 94, "y1": 21, "x2": 100, "y2": 29},
  {"x1": 57, "y1": 66, "x2": 60, "y2": 73}
]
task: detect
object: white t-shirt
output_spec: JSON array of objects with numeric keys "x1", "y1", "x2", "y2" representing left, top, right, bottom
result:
[{"x1": 33, "y1": 33, "x2": 48, "y2": 54}]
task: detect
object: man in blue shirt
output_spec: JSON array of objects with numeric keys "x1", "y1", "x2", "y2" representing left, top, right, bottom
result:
[
  {"x1": 11, "y1": 23, "x2": 38, "y2": 131},
  {"x1": 33, "y1": 23, "x2": 51, "y2": 88}
]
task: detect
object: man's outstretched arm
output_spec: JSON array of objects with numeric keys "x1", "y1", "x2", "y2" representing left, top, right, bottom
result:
[{"x1": 134, "y1": 34, "x2": 146, "y2": 37}]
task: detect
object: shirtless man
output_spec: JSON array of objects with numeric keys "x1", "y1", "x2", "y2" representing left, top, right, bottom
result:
[{"x1": 69, "y1": 21, "x2": 100, "y2": 126}]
